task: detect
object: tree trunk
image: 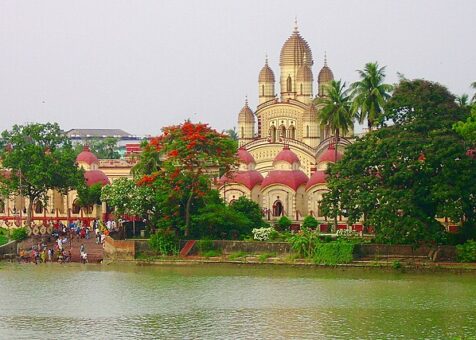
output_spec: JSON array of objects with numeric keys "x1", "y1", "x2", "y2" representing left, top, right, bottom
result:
[
  {"x1": 334, "y1": 129, "x2": 340, "y2": 232},
  {"x1": 184, "y1": 191, "x2": 193, "y2": 237},
  {"x1": 26, "y1": 198, "x2": 33, "y2": 228}
]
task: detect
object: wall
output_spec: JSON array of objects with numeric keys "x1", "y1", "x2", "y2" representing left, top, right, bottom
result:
[
  {"x1": 103, "y1": 237, "x2": 135, "y2": 260},
  {"x1": 355, "y1": 244, "x2": 456, "y2": 262},
  {"x1": 0, "y1": 240, "x2": 17, "y2": 258}
]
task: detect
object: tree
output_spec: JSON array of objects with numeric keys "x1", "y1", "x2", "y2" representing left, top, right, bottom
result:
[
  {"x1": 76, "y1": 183, "x2": 103, "y2": 215},
  {"x1": 131, "y1": 141, "x2": 161, "y2": 178},
  {"x1": 136, "y1": 121, "x2": 237, "y2": 236},
  {"x1": 471, "y1": 81, "x2": 476, "y2": 103},
  {"x1": 0, "y1": 123, "x2": 83, "y2": 227},
  {"x1": 74, "y1": 137, "x2": 120, "y2": 159},
  {"x1": 454, "y1": 105, "x2": 476, "y2": 145},
  {"x1": 322, "y1": 79, "x2": 475, "y2": 244},
  {"x1": 224, "y1": 127, "x2": 238, "y2": 142},
  {"x1": 229, "y1": 196, "x2": 267, "y2": 228},
  {"x1": 456, "y1": 94, "x2": 470, "y2": 108},
  {"x1": 350, "y1": 62, "x2": 393, "y2": 130}
]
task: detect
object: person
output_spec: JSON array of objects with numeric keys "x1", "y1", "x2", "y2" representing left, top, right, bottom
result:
[
  {"x1": 80, "y1": 243, "x2": 85, "y2": 254},
  {"x1": 47, "y1": 248, "x2": 53, "y2": 262},
  {"x1": 57, "y1": 237, "x2": 63, "y2": 251},
  {"x1": 40, "y1": 249, "x2": 46, "y2": 263},
  {"x1": 96, "y1": 230, "x2": 101, "y2": 245},
  {"x1": 85, "y1": 227, "x2": 90, "y2": 240}
]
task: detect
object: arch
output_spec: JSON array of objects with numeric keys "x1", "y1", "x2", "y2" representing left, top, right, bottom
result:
[
  {"x1": 273, "y1": 200, "x2": 284, "y2": 217},
  {"x1": 241, "y1": 127, "x2": 244, "y2": 138},
  {"x1": 286, "y1": 75, "x2": 292, "y2": 92},
  {"x1": 279, "y1": 125, "x2": 286, "y2": 138},
  {"x1": 261, "y1": 84, "x2": 265, "y2": 96},
  {"x1": 34, "y1": 201, "x2": 43, "y2": 214},
  {"x1": 72, "y1": 199, "x2": 81, "y2": 214},
  {"x1": 0, "y1": 199, "x2": 4, "y2": 214},
  {"x1": 306, "y1": 125, "x2": 310, "y2": 137},
  {"x1": 300, "y1": 83, "x2": 303, "y2": 95},
  {"x1": 269, "y1": 126, "x2": 277, "y2": 143},
  {"x1": 288, "y1": 125, "x2": 296, "y2": 139}
]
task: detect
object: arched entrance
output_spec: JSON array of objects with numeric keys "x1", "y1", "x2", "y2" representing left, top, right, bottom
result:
[{"x1": 272, "y1": 200, "x2": 284, "y2": 217}]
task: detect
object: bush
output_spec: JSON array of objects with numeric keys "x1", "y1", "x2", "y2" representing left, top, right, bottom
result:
[
  {"x1": 228, "y1": 251, "x2": 248, "y2": 260},
  {"x1": 287, "y1": 228, "x2": 321, "y2": 258},
  {"x1": 258, "y1": 252, "x2": 276, "y2": 263},
  {"x1": 196, "y1": 239, "x2": 215, "y2": 253},
  {"x1": 203, "y1": 249, "x2": 221, "y2": 258},
  {"x1": 276, "y1": 216, "x2": 292, "y2": 231},
  {"x1": 10, "y1": 227, "x2": 28, "y2": 241},
  {"x1": 0, "y1": 235, "x2": 9, "y2": 246},
  {"x1": 313, "y1": 241, "x2": 355, "y2": 265},
  {"x1": 252, "y1": 227, "x2": 274, "y2": 241},
  {"x1": 456, "y1": 240, "x2": 476, "y2": 262},
  {"x1": 149, "y1": 229, "x2": 178, "y2": 255},
  {"x1": 302, "y1": 216, "x2": 318, "y2": 229}
]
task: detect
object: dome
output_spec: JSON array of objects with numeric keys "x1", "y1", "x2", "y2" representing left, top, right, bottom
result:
[
  {"x1": 296, "y1": 64, "x2": 313, "y2": 82},
  {"x1": 280, "y1": 27, "x2": 313, "y2": 67},
  {"x1": 306, "y1": 170, "x2": 327, "y2": 190},
  {"x1": 318, "y1": 65, "x2": 334, "y2": 84},
  {"x1": 258, "y1": 60, "x2": 275, "y2": 83},
  {"x1": 237, "y1": 147, "x2": 255, "y2": 165},
  {"x1": 219, "y1": 170, "x2": 263, "y2": 190},
  {"x1": 84, "y1": 170, "x2": 110, "y2": 187},
  {"x1": 76, "y1": 145, "x2": 98, "y2": 165},
  {"x1": 274, "y1": 146, "x2": 300, "y2": 165},
  {"x1": 317, "y1": 145, "x2": 342, "y2": 163},
  {"x1": 238, "y1": 100, "x2": 254, "y2": 123},
  {"x1": 261, "y1": 170, "x2": 309, "y2": 191}
]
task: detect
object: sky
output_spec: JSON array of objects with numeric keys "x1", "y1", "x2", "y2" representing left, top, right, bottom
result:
[{"x1": 0, "y1": 0, "x2": 475, "y2": 136}]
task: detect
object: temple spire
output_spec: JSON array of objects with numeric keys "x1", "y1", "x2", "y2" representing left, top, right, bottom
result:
[
  {"x1": 324, "y1": 51, "x2": 328, "y2": 66},
  {"x1": 294, "y1": 17, "x2": 298, "y2": 32}
]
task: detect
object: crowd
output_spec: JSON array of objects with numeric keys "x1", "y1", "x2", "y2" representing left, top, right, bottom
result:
[{"x1": 17, "y1": 219, "x2": 119, "y2": 264}]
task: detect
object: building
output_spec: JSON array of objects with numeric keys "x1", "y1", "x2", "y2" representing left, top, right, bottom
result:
[{"x1": 218, "y1": 23, "x2": 354, "y2": 228}]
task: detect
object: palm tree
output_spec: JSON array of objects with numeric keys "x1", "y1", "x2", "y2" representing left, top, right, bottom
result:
[
  {"x1": 471, "y1": 82, "x2": 476, "y2": 103},
  {"x1": 456, "y1": 94, "x2": 470, "y2": 108},
  {"x1": 350, "y1": 62, "x2": 393, "y2": 131},
  {"x1": 317, "y1": 79, "x2": 353, "y2": 232}
]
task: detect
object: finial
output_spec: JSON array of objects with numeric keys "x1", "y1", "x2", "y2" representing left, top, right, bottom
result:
[
  {"x1": 245, "y1": 95, "x2": 248, "y2": 106},
  {"x1": 265, "y1": 54, "x2": 268, "y2": 65},
  {"x1": 294, "y1": 17, "x2": 298, "y2": 32},
  {"x1": 324, "y1": 51, "x2": 328, "y2": 67}
]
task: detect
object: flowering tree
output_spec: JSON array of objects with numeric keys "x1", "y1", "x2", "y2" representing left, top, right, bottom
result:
[{"x1": 137, "y1": 121, "x2": 236, "y2": 236}]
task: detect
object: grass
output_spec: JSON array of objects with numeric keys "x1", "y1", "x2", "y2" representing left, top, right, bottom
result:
[
  {"x1": 202, "y1": 250, "x2": 222, "y2": 258},
  {"x1": 257, "y1": 252, "x2": 276, "y2": 263},
  {"x1": 228, "y1": 251, "x2": 249, "y2": 260}
]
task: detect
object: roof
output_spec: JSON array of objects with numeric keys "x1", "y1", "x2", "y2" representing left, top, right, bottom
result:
[
  {"x1": 65, "y1": 129, "x2": 132, "y2": 138},
  {"x1": 237, "y1": 148, "x2": 255, "y2": 165},
  {"x1": 317, "y1": 146, "x2": 342, "y2": 163},
  {"x1": 261, "y1": 170, "x2": 309, "y2": 191},
  {"x1": 219, "y1": 170, "x2": 263, "y2": 190},
  {"x1": 318, "y1": 65, "x2": 334, "y2": 84},
  {"x1": 296, "y1": 64, "x2": 313, "y2": 82},
  {"x1": 238, "y1": 100, "x2": 254, "y2": 123},
  {"x1": 306, "y1": 170, "x2": 327, "y2": 190},
  {"x1": 84, "y1": 170, "x2": 110, "y2": 187},
  {"x1": 76, "y1": 145, "x2": 99, "y2": 165},
  {"x1": 280, "y1": 27, "x2": 313, "y2": 67},
  {"x1": 258, "y1": 60, "x2": 275, "y2": 83},
  {"x1": 274, "y1": 146, "x2": 300, "y2": 165}
]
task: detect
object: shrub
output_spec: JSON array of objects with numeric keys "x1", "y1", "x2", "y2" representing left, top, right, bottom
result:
[
  {"x1": 302, "y1": 216, "x2": 318, "y2": 229},
  {"x1": 149, "y1": 229, "x2": 178, "y2": 255},
  {"x1": 10, "y1": 227, "x2": 28, "y2": 241},
  {"x1": 252, "y1": 227, "x2": 274, "y2": 241},
  {"x1": 258, "y1": 252, "x2": 276, "y2": 263},
  {"x1": 392, "y1": 260, "x2": 402, "y2": 269},
  {"x1": 0, "y1": 235, "x2": 9, "y2": 246},
  {"x1": 196, "y1": 239, "x2": 215, "y2": 253},
  {"x1": 276, "y1": 216, "x2": 292, "y2": 231},
  {"x1": 228, "y1": 251, "x2": 248, "y2": 260},
  {"x1": 313, "y1": 241, "x2": 355, "y2": 265},
  {"x1": 456, "y1": 240, "x2": 476, "y2": 263},
  {"x1": 287, "y1": 228, "x2": 320, "y2": 258},
  {"x1": 203, "y1": 249, "x2": 221, "y2": 258}
]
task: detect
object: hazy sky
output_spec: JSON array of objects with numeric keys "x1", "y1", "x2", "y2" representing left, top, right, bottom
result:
[{"x1": 1, "y1": 0, "x2": 475, "y2": 136}]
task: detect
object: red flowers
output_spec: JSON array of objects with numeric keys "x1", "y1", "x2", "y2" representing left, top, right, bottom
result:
[{"x1": 168, "y1": 150, "x2": 179, "y2": 157}]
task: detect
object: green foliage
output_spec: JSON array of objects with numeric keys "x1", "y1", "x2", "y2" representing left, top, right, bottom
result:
[
  {"x1": 276, "y1": 216, "x2": 292, "y2": 231},
  {"x1": 202, "y1": 249, "x2": 222, "y2": 258},
  {"x1": 258, "y1": 252, "x2": 276, "y2": 263},
  {"x1": 0, "y1": 123, "x2": 83, "y2": 226},
  {"x1": 74, "y1": 137, "x2": 120, "y2": 159},
  {"x1": 230, "y1": 196, "x2": 267, "y2": 228},
  {"x1": 0, "y1": 235, "x2": 8, "y2": 246},
  {"x1": 456, "y1": 240, "x2": 476, "y2": 262},
  {"x1": 392, "y1": 260, "x2": 402, "y2": 270},
  {"x1": 313, "y1": 241, "x2": 355, "y2": 265},
  {"x1": 195, "y1": 239, "x2": 215, "y2": 253},
  {"x1": 302, "y1": 215, "x2": 318, "y2": 229},
  {"x1": 288, "y1": 228, "x2": 321, "y2": 258},
  {"x1": 351, "y1": 62, "x2": 393, "y2": 130},
  {"x1": 191, "y1": 202, "x2": 253, "y2": 239},
  {"x1": 322, "y1": 79, "x2": 476, "y2": 245},
  {"x1": 76, "y1": 182, "x2": 102, "y2": 209},
  {"x1": 228, "y1": 251, "x2": 248, "y2": 260},
  {"x1": 10, "y1": 227, "x2": 28, "y2": 241},
  {"x1": 149, "y1": 229, "x2": 178, "y2": 255},
  {"x1": 453, "y1": 105, "x2": 476, "y2": 144}
]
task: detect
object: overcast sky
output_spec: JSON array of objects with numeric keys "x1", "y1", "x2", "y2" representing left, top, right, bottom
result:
[{"x1": 1, "y1": 0, "x2": 475, "y2": 136}]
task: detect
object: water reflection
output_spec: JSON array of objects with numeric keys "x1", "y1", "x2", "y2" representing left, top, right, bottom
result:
[{"x1": 0, "y1": 264, "x2": 475, "y2": 339}]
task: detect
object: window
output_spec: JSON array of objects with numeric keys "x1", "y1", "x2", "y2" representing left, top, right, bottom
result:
[
  {"x1": 72, "y1": 199, "x2": 81, "y2": 214},
  {"x1": 34, "y1": 201, "x2": 43, "y2": 214},
  {"x1": 288, "y1": 125, "x2": 296, "y2": 139},
  {"x1": 286, "y1": 75, "x2": 292, "y2": 92},
  {"x1": 241, "y1": 127, "x2": 244, "y2": 138},
  {"x1": 269, "y1": 126, "x2": 276, "y2": 143},
  {"x1": 306, "y1": 125, "x2": 310, "y2": 137},
  {"x1": 280, "y1": 125, "x2": 286, "y2": 138},
  {"x1": 261, "y1": 85, "x2": 265, "y2": 96},
  {"x1": 300, "y1": 83, "x2": 303, "y2": 95},
  {"x1": 273, "y1": 200, "x2": 284, "y2": 217},
  {"x1": 0, "y1": 199, "x2": 4, "y2": 214}
]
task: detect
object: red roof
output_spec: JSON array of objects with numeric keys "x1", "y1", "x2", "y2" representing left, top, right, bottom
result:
[
  {"x1": 317, "y1": 146, "x2": 342, "y2": 163},
  {"x1": 76, "y1": 146, "x2": 99, "y2": 165},
  {"x1": 306, "y1": 170, "x2": 327, "y2": 189},
  {"x1": 84, "y1": 170, "x2": 110, "y2": 186},
  {"x1": 261, "y1": 170, "x2": 309, "y2": 191},
  {"x1": 274, "y1": 146, "x2": 300, "y2": 165},
  {"x1": 219, "y1": 170, "x2": 263, "y2": 190},
  {"x1": 237, "y1": 147, "x2": 255, "y2": 165}
]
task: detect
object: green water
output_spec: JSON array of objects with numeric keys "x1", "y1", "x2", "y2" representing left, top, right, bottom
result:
[{"x1": 0, "y1": 263, "x2": 475, "y2": 339}]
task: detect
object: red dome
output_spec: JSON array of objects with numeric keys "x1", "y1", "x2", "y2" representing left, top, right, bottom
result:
[
  {"x1": 306, "y1": 170, "x2": 327, "y2": 189},
  {"x1": 317, "y1": 146, "x2": 342, "y2": 163},
  {"x1": 237, "y1": 148, "x2": 255, "y2": 165},
  {"x1": 76, "y1": 146, "x2": 99, "y2": 165},
  {"x1": 84, "y1": 170, "x2": 110, "y2": 187},
  {"x1": 219, "y1": 170, "x2": 263, "y2": 190},
  {"x1": 261, "y1": 170, "x2": 309, "y2": 191},
  {"x1": 274, "y1": 146, "x2": 300, "y2": 165}
]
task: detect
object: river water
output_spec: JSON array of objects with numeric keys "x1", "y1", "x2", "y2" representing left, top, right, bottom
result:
[{"x1": 0, "y1": 263, "x2": 475, "y2": 339}]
